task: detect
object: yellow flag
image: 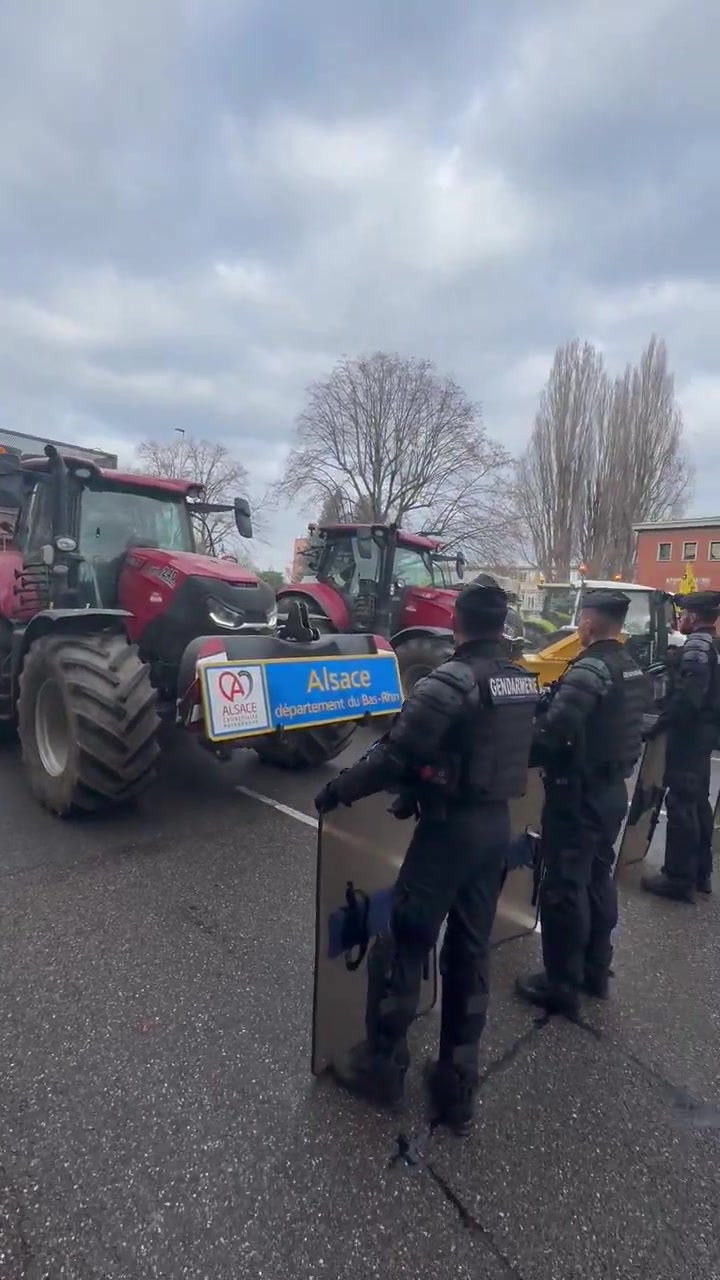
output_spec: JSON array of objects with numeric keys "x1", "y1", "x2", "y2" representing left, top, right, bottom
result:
[{"x1": 676, "y1": 563, "x2": 697, "y2": 595}]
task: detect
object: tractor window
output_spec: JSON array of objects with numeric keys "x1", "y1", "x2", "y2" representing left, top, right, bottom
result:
[
  {"x1": 79, "y1": 487, "x2": 194, "y2": 559},
  {"x1": 393, "y1": 546, "x2": 435, "y2": 588},
  {"x1": 621, "y1": 593, "x2": 652, "y2": 636},
  {"x1": 25, "y1": 481, "x2": 54, "y2": 554},
  {"x1": 320, "y1": 535, "x2": 382, "y2": 593}
]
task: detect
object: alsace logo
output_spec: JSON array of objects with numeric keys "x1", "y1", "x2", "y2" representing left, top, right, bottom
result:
[{"x1": 218, "y1": 669, "x2": 254, "y2": 702}]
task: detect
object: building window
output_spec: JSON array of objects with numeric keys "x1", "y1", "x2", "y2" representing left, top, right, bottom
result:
[
  {"x1": 709, "y1": 541, "x2": 720, "y2": 562},
  {"x1": 657, "y1": 542, "x2": 671, "y2": 561},
  {"x1": 682, "y1": 541, "x2": 697, "y2": 561}
]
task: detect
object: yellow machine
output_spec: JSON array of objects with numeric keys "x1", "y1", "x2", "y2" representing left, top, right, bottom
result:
[{"x1": 519, "y1": 579, "x2": 682, "y2": 686}]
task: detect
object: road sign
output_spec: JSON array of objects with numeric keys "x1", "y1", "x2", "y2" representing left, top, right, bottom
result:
[{"x1": 198, "y1": 652, "x2": 403, "y2": 742}]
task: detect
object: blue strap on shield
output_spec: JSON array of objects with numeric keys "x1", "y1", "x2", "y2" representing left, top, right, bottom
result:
[{"x1": 327, "y1": 884, "x2": 393, "y2": 962}]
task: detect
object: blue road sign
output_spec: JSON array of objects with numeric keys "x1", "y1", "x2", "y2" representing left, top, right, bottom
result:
[{"x1": 199, "y1": 652, "x2": 403, "y2": 742}]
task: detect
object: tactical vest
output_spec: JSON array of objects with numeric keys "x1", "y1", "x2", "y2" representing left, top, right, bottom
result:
[
  {"x1": 463, "y1": 657, "x2": 539, "y2": 801},
  {"x1": 579, "y1": 640, "x2": 647, "y2": 774}
]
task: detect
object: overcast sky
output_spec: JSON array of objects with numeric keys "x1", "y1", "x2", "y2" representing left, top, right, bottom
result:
[{"x1": 1, "y1": 0, "x2": 718, "y2": 569}]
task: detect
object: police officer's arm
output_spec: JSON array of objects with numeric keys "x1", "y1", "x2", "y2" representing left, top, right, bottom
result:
[
  {"x1": 652, "y1": 634, "x2": 713, "y2": 732},
  {"x1": 533, "y1": 657, "x2": 613, "y2": 756},
  {"x1": 330, "y1": 663, "x2": 475, "y2": 805}
]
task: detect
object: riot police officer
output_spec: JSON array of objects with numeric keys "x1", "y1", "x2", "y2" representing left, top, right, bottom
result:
[
  {"x1": 642, "y1": 589, "x2": 720, "y2": 902},
  {"x1": 516, "y1": 589, "x2": 647, "y2": 1019},
  {"x1": 314, "y1": 582, "x2": 538, "y2": 1133}
]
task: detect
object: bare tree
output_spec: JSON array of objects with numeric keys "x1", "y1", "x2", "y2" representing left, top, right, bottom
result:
[
  {"x1": 517, "y1": 337, "x2": 693, "y2": 580},
  {"x1": 135, "y1": 435, "x2": 254, "y2": 554},
  {"x1": 277, "y1": 352, "x2": 513, "y2": 562},
  {"x1": 596, "y1": 338, "x2": 692, "y2": 577},
  {"x1": 515, "y1": 341, "x2": 604, "y2": 579}
]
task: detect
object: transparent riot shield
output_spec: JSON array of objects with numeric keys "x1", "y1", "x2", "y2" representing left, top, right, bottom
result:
[
  {"x1": 312, "y1": 771, "x2": 546, "y2": 1076},
  {"x1": 614, "y1": 735, "x2": 666, "y2": 875},
  {"x1": 312, "y1": 795, "x2": 436, "y2": 1077},
  {"x1": 493, "y1": 767, "x2": 545, "y2": 945}
]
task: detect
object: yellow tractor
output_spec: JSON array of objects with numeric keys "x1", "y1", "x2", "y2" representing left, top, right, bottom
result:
[{"x1": 520, "y1": 579, "x2": 683, "y2": 686}]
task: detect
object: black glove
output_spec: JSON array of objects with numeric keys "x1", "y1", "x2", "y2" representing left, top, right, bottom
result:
[{"x1": 314, "y1": 780, "x2": 343, "y2": 814}]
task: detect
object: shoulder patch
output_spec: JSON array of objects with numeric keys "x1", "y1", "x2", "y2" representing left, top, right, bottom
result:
[{"x1": 487, "y1": 673, "x2": 539, "y2": 704}]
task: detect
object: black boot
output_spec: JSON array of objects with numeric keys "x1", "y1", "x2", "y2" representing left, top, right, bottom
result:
[
  {"x1": 697, "y1": 876, "x2": 712, "y2": 896},
  {"x1": 515, "y1": 971, "x2": 579, "y2": 1019},
  {"x1": 582, "y1": 969, "x2": 611, "y2": 999},
  {"x1": 331, "y1": 1040, "x2": 408, "y2": 1109},
  {"x1": 424, "y1": 1061, "x2": 475, "y2": 1136},
  {"x1": 641, "y1": 871, "x2": 695, "y2": 903}
]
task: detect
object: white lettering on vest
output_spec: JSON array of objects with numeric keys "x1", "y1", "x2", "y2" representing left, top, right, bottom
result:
[{"x1": 488, "y1": 675, "x2": 539, "y2": 701}]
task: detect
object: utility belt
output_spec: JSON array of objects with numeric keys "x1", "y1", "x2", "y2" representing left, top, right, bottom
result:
[{"x1": 389, "y1": 754, "x2": 511, "y2": 822}]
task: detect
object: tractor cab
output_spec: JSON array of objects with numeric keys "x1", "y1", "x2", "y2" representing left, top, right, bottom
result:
[
  {"x1": 0, "y1": 448, "x2": 254, "y2": 618},
  {"x1": 292, "y1": 522, "x2": 466, "y2": 638},
  {"x1": 280, "y1": 522, "x2": 474, "y2": 691}
]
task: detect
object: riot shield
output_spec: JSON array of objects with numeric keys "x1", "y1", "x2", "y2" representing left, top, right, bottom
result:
[
  {"x1": 312, "y1": 794, "x2": 437, "y2": 1077},
  {"x1": 312, "y1": 772, "x2": 546, "y2": 1075},
  {"x1": 493, "y1": 767, "x2": 545, "y2": 945},
  {"x1": 614, "y1": 735, "x2": 666, "y2": 875}
]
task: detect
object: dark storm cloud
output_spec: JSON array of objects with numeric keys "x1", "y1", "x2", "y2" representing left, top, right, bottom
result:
[{"x1": 0, "y1": 0, "x2": 718, "y2": 564}]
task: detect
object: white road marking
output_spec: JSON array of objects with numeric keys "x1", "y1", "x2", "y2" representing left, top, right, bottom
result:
[
  {"x1": 234, "y1": 785, "x2": 318, "y2": 829},
  {"x1": 236, "y1": 785, "x2": 544, "y2": 940}
]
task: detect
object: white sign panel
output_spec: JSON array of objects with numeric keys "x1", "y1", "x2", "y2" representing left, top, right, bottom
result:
[{"x1": 201, "y1": 663, "x2": 271, "y2": 740}]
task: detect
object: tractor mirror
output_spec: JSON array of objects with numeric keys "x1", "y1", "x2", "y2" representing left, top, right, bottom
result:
[
  {"x1": 234, "y1": 497, "x2": 253, "y2": 540},
  {"x1": 455, "y1": 552, "x2": 466, "y2": 580}
]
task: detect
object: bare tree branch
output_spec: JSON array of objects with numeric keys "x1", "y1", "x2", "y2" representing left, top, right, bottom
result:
[
  {"x1": 515, "y1": 336, "x2": 693, "y2": 579},
  {"x1": 276, "y1": 351, "x2": 513, "y2": 563},
  {"x1": 135, "y1": 435, "x2": 256, "y2": 554}
]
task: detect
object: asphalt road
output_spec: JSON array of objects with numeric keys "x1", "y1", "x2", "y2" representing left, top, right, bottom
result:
[{"x1": 1, "y1": 726, "x2": 719, "y2": 1279}]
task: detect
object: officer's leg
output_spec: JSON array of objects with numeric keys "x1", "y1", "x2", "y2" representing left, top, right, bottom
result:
[
  {"x1": 430, "y1": 834, "x2": 506, "y2": 1133},
  {"x1": 332, "y1": 817, "x2": 456, "y2": 1106},
  {"x1": 642, "y1": 775, "x2": 698, "y2": 902},
  {"x1": 516, "y1": 785, "x2": 587, "y2": 1017},
  {"x1": 584, "y1": 781, "x2": 626, "y2": 996}
]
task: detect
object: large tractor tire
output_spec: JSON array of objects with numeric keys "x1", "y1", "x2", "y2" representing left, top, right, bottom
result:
[
  {"x1": 395, "y1": 634, "x2": 454, "y2": 695},
  {"x1": 253, "y1": 720, "x2": 357, "y2": 770},
  {"x1": 17, "y1": 632, "x2": 160, "y2": 816}
]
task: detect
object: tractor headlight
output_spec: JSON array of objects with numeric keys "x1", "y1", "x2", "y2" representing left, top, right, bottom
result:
[
  {"x1": 266, "y1": 604, "x2": 278, "y2": 629},
  {"x1": 208, "y1": 597, "x2": 246, "y2": 630}
]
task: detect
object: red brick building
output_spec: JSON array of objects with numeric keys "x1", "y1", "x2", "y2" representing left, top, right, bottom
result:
[{"x1": 633, "y1": 517, "x2": 720, "y2": 592}]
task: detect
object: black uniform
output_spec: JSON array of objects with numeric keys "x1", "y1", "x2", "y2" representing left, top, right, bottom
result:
[
  {"x1": 517, "y1": 593, "x2": 647, "y2": 1016},
  {"x1": 315, "y1": 618, "x2": 537, "y2": 1129},
  {"x1": 642, "y1": 592, "x2": 720, "y2": 901}
]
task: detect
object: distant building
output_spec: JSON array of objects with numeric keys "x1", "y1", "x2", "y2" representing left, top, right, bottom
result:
[
  {"x1": 466, "y1": 564, "x2": 544, "y2": 615},
  {"x1": 0, "y1": 427, "x2": 117, "y2": 468},
  {"x1": 633, "y1": 518, "x2": 720, "y2": 592},
  {"x1": 290, "y1": 537, "x2": 309, "y2": 580}
]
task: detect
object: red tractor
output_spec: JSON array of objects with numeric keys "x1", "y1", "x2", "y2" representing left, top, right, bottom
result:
[
  {"x1": 279, "y1": 523, "x2": 524, "y2": 690},
  {"x1": 0, "y1": 448, "x2": 379, "y2": 815}
]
